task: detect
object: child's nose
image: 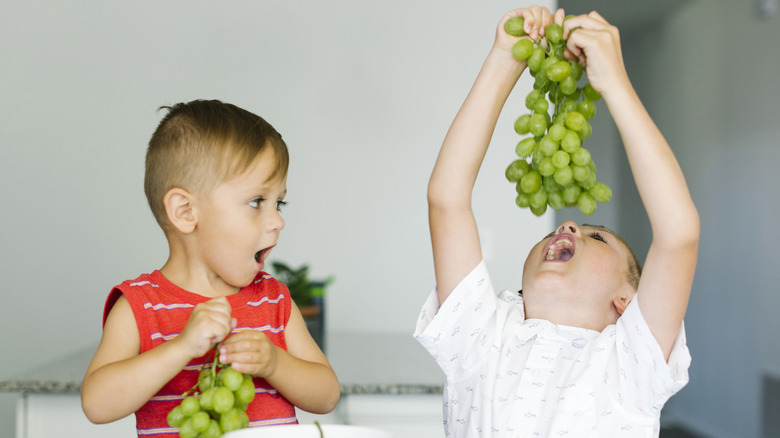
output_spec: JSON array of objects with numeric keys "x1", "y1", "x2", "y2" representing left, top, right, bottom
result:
[{"x1": 556, "y1": 220, "x2": 579, "y2": 235}]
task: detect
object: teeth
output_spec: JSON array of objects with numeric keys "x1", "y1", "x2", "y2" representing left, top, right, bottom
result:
[{"x1": 545, "y1": 238, "x2": 573, "y2": 261}]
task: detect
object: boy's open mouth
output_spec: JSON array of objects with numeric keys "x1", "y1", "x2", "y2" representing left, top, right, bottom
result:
[
  {"x1": 255, "y1": 247, "x2": 271, "y2": 264},
  {"x1": 545, "y1": 236, "x2": 575, "y2": 261}
]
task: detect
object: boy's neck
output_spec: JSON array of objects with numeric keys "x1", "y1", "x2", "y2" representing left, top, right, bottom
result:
[
  {"x1": 523, "y1": 297, "x2": 620, "y2": 332},
  {"x1": 160, "y1": 255, "x2": 241, "y2": 298}
]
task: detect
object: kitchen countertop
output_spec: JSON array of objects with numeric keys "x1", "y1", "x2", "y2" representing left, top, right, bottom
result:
[{"x1": 0, "y1": 332, "x2": 445, "y2": 396}]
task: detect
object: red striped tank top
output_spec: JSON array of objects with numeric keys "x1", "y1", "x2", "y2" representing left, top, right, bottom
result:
[{"x1": 104, "y1": 270, "x2": 298, "y2": 437}]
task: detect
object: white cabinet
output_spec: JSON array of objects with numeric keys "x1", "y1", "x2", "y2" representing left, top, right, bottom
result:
[
  {"x1": 17, "y1": 393, "x2": 136, "y2": 438},
  {"x1": 338, "y1": 394, "x2": 444, "y2": 438}
]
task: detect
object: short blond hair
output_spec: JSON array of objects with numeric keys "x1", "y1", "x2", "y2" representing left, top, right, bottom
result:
[{"x1": 144, "y1": 99, "x2": 289, "y2": 231}]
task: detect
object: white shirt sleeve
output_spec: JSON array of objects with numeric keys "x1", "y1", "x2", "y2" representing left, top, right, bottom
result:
[
  {"x1": 414, "y1": 261, "x2": 522, "y2": 381},
  {"x1": 614, "y1": 295, "x2": 691, "y2": 416}
]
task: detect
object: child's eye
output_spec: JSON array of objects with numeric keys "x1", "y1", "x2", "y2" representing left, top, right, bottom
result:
[
  {"x1": 276, "y1": 200, "x2": 288, "y2": 213},
  {"x1": 590, "y1": 232, "x2": 606, "y2": 243},
  {"x1": 249, "y1": 198, "x2": 263, "y2": 208}
]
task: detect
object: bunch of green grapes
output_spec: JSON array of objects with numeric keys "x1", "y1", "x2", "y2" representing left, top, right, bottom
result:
[
  {"x1": 504, "y1": 16, "x2": 612, "y2": 216},
  {"x1": 167, "y1": 348, "x2": 255, "y2": 438}
]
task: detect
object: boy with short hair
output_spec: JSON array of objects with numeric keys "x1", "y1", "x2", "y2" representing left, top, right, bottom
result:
[
  {"x1": 82, "y1": 100, "x2": 340, "y2": 436},
  {"x1": 415, "y1": 6, "x2": 699, "y2": 437}
]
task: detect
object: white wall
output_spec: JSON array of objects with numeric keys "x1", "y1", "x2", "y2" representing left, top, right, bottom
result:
[
  {"x1": 0, "y1": 1, "x2": 554, "y2": 435},
  {"x1": 619, "y1": 1, "x2": 780, "y2": 437}
]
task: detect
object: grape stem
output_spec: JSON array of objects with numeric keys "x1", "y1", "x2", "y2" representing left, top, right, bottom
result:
[{"x1": 181, "y1": 346, "x2": 221, "y2": 397}]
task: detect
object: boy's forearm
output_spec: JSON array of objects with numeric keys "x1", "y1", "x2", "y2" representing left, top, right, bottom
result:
[
  {"x1": 604, "y1": 83, "x2": 699, "y2": 243},
  {"x1": 82, "y1": 339, "x2": 192, "y2": 423},
  {"x1": 264, "y1": 348, "x2": 340, "y2": 414},
  {"x1": 428, "y1": 48, "x2": 525, "y2": 208}
]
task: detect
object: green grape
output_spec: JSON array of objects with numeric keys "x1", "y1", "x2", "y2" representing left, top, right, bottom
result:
[
  {"x1": 564, "y1": 98, "x2": 578, "y2": 112},
  {"x1": 239, "y1": 409, "x2": 250, "y2": 428},
  {"x1": 516, "y1": 138, "x2": 536, "y2": 158},
  {"x1": 198, "y1": 369, "x2": 214, "y2": 392},
  {"x1": 199, "y1": 387, "x2": 217, "y2": 411},
  {"x1": 562, "y1": 184, "x2": 582, "y2": 206},
  {"x1": 552, "y1": 111, "x2": 567, "y2": 126},
  {"x1": 547, "y1": 190, "x2": 564, "y2": 210},
  {"x1": 531, "y1": 146, "x2": 544, "y2": 167},
  {"x1": 548, "y1": 124, "x2": 566, "y2": 142},
  {"x1": 516, "y1": 192, "x2": 531, "y2": 208},
  {"x1": 569, "y1": 61, "x2": 583, "y2": 80},
  {"x1": 539, "y1": 56, "x2": 559, "y2": 77},
  {"x1": 553, "y1": 166, "x2": 573, "y2": 186},
  {"x1": 190, "y1": 411, "x2": 211, "y2": 433},
  {"x1": 511, "y1": 38, "x2": 534, "y2": 61},
  {"x1": 582, "y1": 83, "x2": 602, "y2": 101},
  {"x1": 546, "y1": 60, "x2": 572, "y2": 82},
  {"x1": 525, "y1": 89, "x2": 542, "y2": 110},
  {"x1": 553, "y1": 44, "x2": 565, "y2": 60},
  {"x1": 520, "y1": 170, "x2": 542, "y2": 194},
  {"x1": 571, "y1": 147, "x2": 591, "y2": 166},
  {"x1": 538, "y1": 136, "x2": 558, "y2": 157},
  {"x1": 579, "y1": 173, "x2": 597, "y2": 190},
  {"x1": 571, "y1": 164, "x2": 592, "y2": 183},
  {"x1": 221, "y1": 366, "x2": 244, "y2": 392},
  {"x1": 578, "y1": 120, "x2": 592, "y2": 140},
  {"x1": 565, "y1": 111, "x2": 586, "y2": 132},
  {"x1": 181, "y1": 396, "x2": 200, "y2": 417},
  {"x1": 527, "y1": 47, "x2": 546, "y2": 73},
  {"x1": 542, "y1": 176, "x2": 562, "y2": 193},
  {"x1": 577, "y1": 192, "x2": 597, "y2": 215},
  {"x1": 236, "y1": 376, "x2": 256, "y2": 405},
  {"x1": 212, "y1": 387, "x2": 235, "y2": 414},
  {"x1": 530, "y1": 188, "x2": 548, "y2": 209},
  {"x1": 167, "y1": 406, "x2": 186, "y2": 428},
  {"x1": 577, "y1": 100, "x2": 596, "y2": 120},
  {"x1": 179, "y1": 418, "x2": 198, "y2": 438},
  {"x1": 514, "y1": 114, "x2": 530, "y2": 134},
  {"x1": 530, "y1": 202, "x2": 548, "y2": 216},
  {"x1": 545, "y1": 23, "x2": 563, "y2": 44},
  {"x1": 560, "y1": 130, "x2": 581, "y2": 153},
  {"x1": 538, "y1": 157, "x2": 555, "y2": 177},
  {"x1": 220, "y1": 408, "x2": 244, "y2": 433},
  {"x1": 505, "y1": 159, "x2": 529, "y2": 182},
  {"x1": 533, "y1": 98, "x2": 549, "y2": 114},
  {"x1": 560, "y1": 75, "x2": 578, "y2": 95},
  {"x1": 551, "y1": 150, "x2": 570, "y2": 169},
  {"x1": 589, "y1": 182, "x2": 612, "y2": 203},
  {"x1": 504, "y1": 16, "x2": 526, "y2": 37},
  {"x1": 201, "y1": 420, "x2": 222, "y2": 438},
  {"x1": 528, "y1": 113, "x2": 547, "y2": 137},
  {"x1": 533, "y1": 72, "x2": 550, "y2": 91}
]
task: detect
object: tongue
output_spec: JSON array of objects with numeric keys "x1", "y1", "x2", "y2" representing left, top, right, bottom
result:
[{"x1": 557, "y1": 249, "x2": 573, "y2": 261}]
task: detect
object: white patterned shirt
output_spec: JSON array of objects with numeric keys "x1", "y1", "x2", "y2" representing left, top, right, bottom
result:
[{"x1": 414, "y1": 261, "x2": 690, "y2": 438}]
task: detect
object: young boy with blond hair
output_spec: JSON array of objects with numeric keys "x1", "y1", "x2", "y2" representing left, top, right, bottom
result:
[
  {"x1": 81, "y1": 100, "x2": 340, "y2": 436},
  {"x1": 415, "y1": 6, "x2": 699, "y2": 437}
]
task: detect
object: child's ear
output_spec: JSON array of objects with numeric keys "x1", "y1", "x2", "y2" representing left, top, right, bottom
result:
[
  {"x1": 163, "y1": 188, "x2": 198, "y2": 234},
  {"x1": 613, "y1": 295, "x2": 631, "y2": 316}
]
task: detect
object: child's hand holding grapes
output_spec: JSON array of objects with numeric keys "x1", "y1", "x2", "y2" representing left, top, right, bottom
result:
[
  {"x1": 218, "y1": 330, "x2": 280, "y2": 378},
  {"x1": 175, "y1": 297, "x2": 236, "y2": 358}
]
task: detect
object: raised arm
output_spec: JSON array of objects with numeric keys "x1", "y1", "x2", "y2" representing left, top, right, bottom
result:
[
  {"x1": 429, "y1": 7, "x2": 562, "y2": 303},
  {"x1": 563, "y1": 12, "x2": 700, "y2": 359}
]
